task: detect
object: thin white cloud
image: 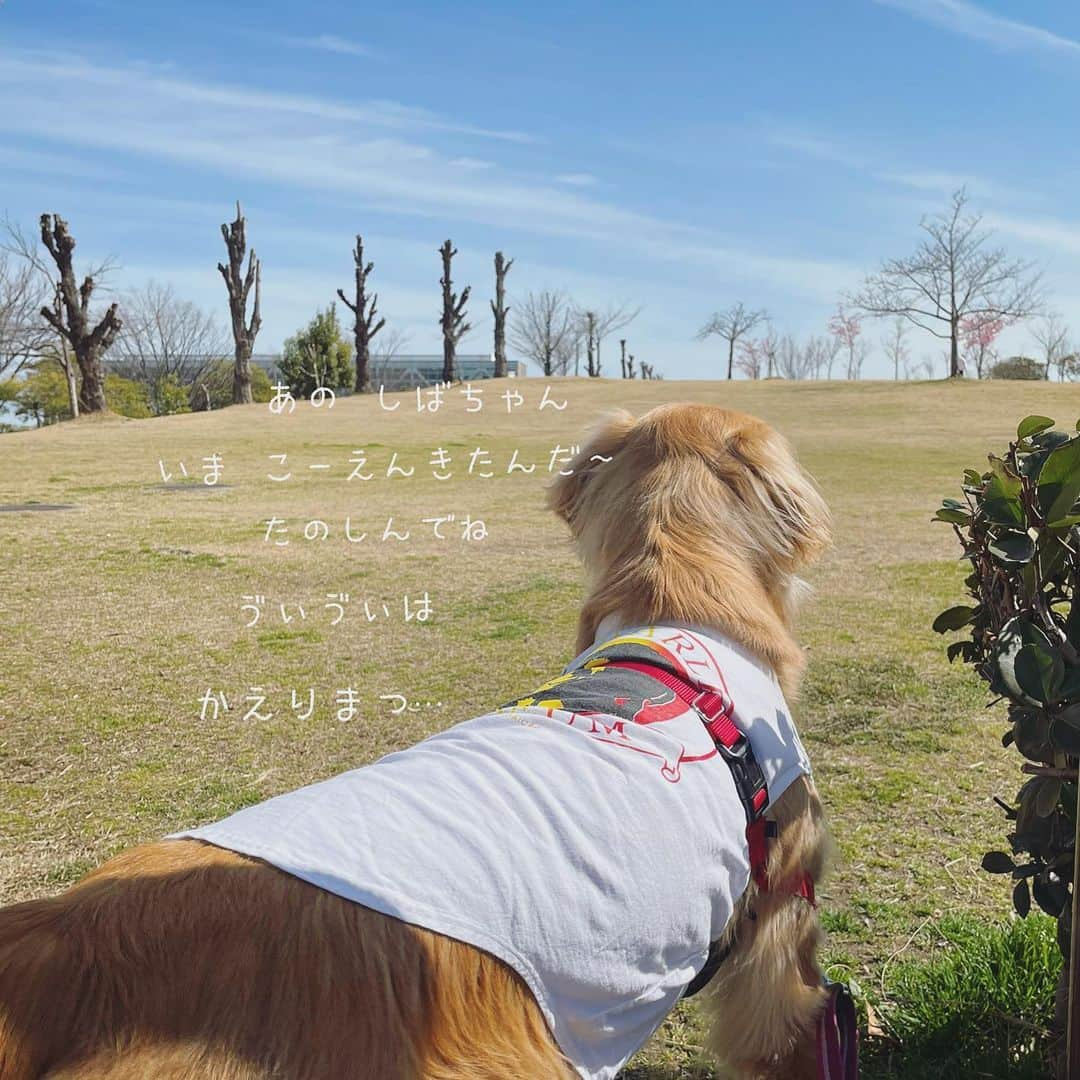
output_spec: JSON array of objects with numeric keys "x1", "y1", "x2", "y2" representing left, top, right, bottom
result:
[
  {"x1": 449, "y1": 157, "x2": 494, "y2": 169},
  {"x1": 291, "y1": 34, "x2": 371, "y2": 58},
  {"x1": 766, "y1": 132, "x2": 866, "y2": 170},
  {"x1": 1, "y1": 144, "x2": 125, "y2": 182},
  {"x1": 872, "y1": 0, "x2": 1080, "y2": 56},
  {"x1": 0, "y1": 48, "x2": 537, "y2": 145},
  {"x1": 555, "y1": 173, "x2": 597, "y2": 187},
  {"x1": 984, "y1": 212, "x2": 1080, "y2": 258},
  {"x1": 0, "y1": 45, "x2": 859, "y2": 306},
  {"x1": 765, "y1": 128, "x2": 1008, "y2": 200}
]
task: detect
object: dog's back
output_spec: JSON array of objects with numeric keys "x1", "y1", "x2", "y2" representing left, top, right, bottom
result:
[{"x1": 0, "y1": 840, "x2": 570, "y2": 1080}]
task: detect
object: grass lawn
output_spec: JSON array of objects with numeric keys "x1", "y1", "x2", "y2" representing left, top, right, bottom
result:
[{"x1": 3, "y1": 375, "x2": 1079, "y2": 1076}]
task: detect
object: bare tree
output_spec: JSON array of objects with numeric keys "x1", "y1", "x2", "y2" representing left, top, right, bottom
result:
[
  {"x1": 848, "y1": 338, "x2": 871, "y2": 379},
  {"x1": 915, "y1": 354, "x2": 937, "y2": 380},
  {"x1": 370, "y1": 326, "x2": 412, "y2": 388},
  {"x1": 33, "y1": 214, "x2": 122, "y2": 413},
  {"x1": 581, "y1": 310, "x2": 599, "y2": 376},
  {"x1": 218, "y1": 202, "x2": 262, "y2": 405},
  {"x1": 849, "y1": 187, "x2": 1043, "y2": 378},
  {"x1": 823, "y1": 334, "x2": 842, "y2": 379},
  {"x1": 776, "y1": 333, "x2": 818, "y2": 380},
  {"x1": 0, "y1": 252, "x2": 49, "y2": 381},
  {"x1": 697, "y1": 302, "x2": 768, "y2": 380},
  {"x1": 509, "y1": 290, "x2": 576, "y2": 376},
  {"x1": 620, "y1": 338, "x2": 628, "y2": 379},
  {"x1": 881, "y1": 318, "x2": 909, "y2": 381},
  {"x1": 586, "y1": 302, "x2": 640, "y2": 376},
  {"x1": 1057, "y1": 347, "x2": 1080, "y2": 382},
  {"x1": 736, "y1": 337, "x2": 764, "y2": 379},
  {"x1": 113, "y1": 281, "x2": 227, "y2": 411},
  {"x1": 337, "y1": 234, "x2": 385, "y2": 394},
  {"x1": 627, "y1": 351, "x2": 636, "y2": 379},
  {"x1": 760, "y1": 327, "x2": 779, "y2": 378},
  {"x1": 438, "y1": 239, "x2": 471, "y2": 383},
  {"x1": 800, "y1": 335, "x2": 832, "y2": 380},
  {"x1": 490, "y1": 251, "x2": 513, "y2": 378},
  {"x1": 1032, "y1": 314, "x2": 1071, "y2": 381},
  {"x1": 1, "y1": 217, "x2": 103, "y2": 416}
]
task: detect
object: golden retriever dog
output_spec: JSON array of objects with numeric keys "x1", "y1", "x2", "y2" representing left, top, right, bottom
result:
[{"x1": 0, "y1": 402, "x2": 832, "y2": 1080}]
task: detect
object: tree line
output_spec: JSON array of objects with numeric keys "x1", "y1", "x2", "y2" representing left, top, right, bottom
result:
[
  {"x1": 0, "y1": 205, "x2": 659, "y2": 427},
  {"x1": 698, "y1": 188, "x2": 1073, "y2": 382},
  {"x1": 4, "y1": 186, "x2": 1070, "y2": 429}
]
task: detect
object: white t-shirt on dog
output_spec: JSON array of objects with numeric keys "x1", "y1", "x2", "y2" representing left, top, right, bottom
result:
[{"x1": 170, "y1": 622, "x2": 813, "y2": 1080}]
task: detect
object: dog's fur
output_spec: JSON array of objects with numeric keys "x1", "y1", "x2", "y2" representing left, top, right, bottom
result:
[{"x1": 0, "y1": 402, "x2": 832, "y2": 1080}]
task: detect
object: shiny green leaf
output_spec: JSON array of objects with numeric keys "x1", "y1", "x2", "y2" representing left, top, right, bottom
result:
[{"x1": 1018, "y1": 415, "x2": 1055, "y2": 440}]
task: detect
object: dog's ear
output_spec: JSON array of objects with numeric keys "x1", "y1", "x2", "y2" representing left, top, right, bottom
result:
[
  {"x1": 547, "y1": 409, "x2": 636, "y2": 531},
  {"x1": 730, "y1": 426, "x2": 831, "y2": 567}
]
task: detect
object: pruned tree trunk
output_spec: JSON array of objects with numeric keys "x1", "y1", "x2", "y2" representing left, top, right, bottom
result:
[
  {"x1": 620, "y1": 338, "x2": 627, "y2": 379},
  {"x1": 490, "y1": 251, "x2": 512, "y2": 379},
  {"x1": 584, "y1": 312, "x2": 598, "y2": 377},
  {"x1": 64, "y1": 362, "x2": 78, "y2": 416},
  {"x1": 37, "y1": 214, "x2": 121, "y2": 414},
  {"x1": 49, "y1": 287, "x2": 80, "y2": 418},
  {"x1": 439, "y1": 240, "x2": 471, "y2": 383},
  {"x1": 217, "y1": 202, "x2": 262, "y2": 405},
  {"x1": 628, "y1": 353, "x2": 636, "y2": 379},
  {"x1": 337, "y1": 235, "x2": 385, "y2": 394}
]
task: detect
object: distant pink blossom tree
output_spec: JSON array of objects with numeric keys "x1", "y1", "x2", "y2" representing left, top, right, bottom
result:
[
  {"x1": 736, "y1": 336, "x2": 765, "y2": 379},
  {"x1": 829, "y1": 309, "x2": 867, "y2": 379},
  {"x1": 960, "y1": 313, "x2": 1008, "y2": 379}
]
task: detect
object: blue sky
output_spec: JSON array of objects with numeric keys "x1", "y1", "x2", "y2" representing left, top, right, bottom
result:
[{"x1": 2, "y1": 0, "x2": 1079, "y2": 378}]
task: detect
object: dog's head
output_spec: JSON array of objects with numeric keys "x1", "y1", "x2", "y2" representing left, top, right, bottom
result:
[{"x1": 548, "y1": 403, "x2": 830, "y2": 686}]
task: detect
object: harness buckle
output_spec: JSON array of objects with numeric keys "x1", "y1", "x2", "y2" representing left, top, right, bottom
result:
[
  {"x1": 688, "y1": 691, "x2": 769, "y2": 821},
  {"x1": 723, "y1": 747, "x2": 769, "y2": 821}
]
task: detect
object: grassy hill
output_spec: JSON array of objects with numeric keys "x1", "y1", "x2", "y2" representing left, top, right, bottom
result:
[{"x1": 3, "y1": 376, "x2": 1079, "y2": 1076}]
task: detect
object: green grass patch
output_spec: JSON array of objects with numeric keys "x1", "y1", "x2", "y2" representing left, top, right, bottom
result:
[
  {"x1": 859, "y1": 914, "x2": 1061, "y2": 1079},
  {"x1": 800, "y1": 655, "x2": 975, "y2": 752},
  {"x1": 137, "y1": 545, "x2": 228, "y2": 569},
  {"x1": 460, "y1": 575, "x2": 575, "y2": 642},
  {"x1": 255, "y1": 627, "x2": 324, "y2": 650}
]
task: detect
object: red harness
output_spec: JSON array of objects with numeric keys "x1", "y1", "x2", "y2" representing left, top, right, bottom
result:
[
  {"x1": 605, "y1": 656, "x2": 855, "y2": 1077},
  {"x1": 605, "y1": 658, "x2": 815, "y2": 906}
]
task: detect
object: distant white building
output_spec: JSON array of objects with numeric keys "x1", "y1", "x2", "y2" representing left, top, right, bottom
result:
[
  {"x1": 104, "y1": 353, "x2": 527, "y2": 391},
  {"x1": 362, "y1": 354, "x2": 527, "y2": 390}
]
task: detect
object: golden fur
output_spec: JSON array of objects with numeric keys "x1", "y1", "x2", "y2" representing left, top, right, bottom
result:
[{"x1": 0, "y1": 402, "x2": 832, "y2": 1079}]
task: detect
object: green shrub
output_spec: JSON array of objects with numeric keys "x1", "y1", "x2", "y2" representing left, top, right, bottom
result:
[
  {"x1": 189, "y1": 358, "x2": 273, "y2": 411},
  {"x1": 277, "y1": 304, "x2": 353, "y2": 399},
  {"x1": 153, "y1": 373, "x2": 191, "y2": 416},
  {"x1": 934, "y1": 415, "x2": 1080, "y2": 947},
  {"x1": 14, "y1": 362, "x2": 71, "y2": 425},
  {"x1": 990, "y1": 356, "x2": 1044, "y2": 380},
  {"x1": 104, "y1": 372, "x2": 152, "y2": 417}
]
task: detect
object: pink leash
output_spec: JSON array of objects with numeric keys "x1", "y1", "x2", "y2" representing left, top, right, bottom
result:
[{"x1": 817, "y1": 978, "x2": 860, "y2": 1079}]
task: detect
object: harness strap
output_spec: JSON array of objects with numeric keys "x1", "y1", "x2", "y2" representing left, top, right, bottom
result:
[
  {"x1": 682, "y1": 935, "x2": 734, "y2": 998},
  {"x1": 592, "y1": 647, "x2": 828, "y2": 1048},
  {"x1": 604, "y1": 658, "x2": 769, "y2": 817},
  {"x1": 604, "y1": 657, "x2": 816, "y2": 908}
]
